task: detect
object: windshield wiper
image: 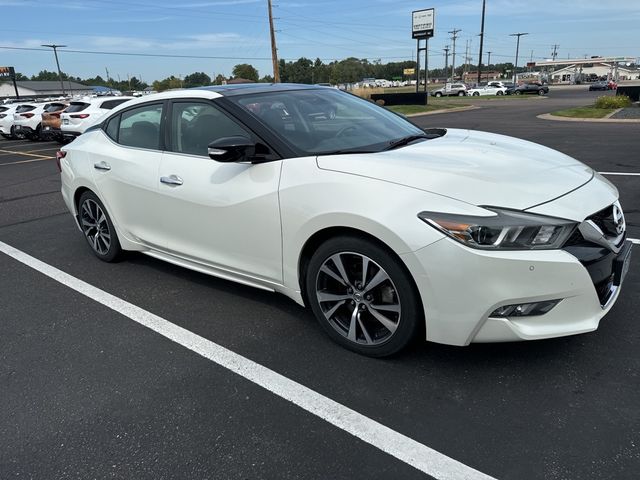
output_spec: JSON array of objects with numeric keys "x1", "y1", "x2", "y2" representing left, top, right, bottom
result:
[{"x1": 383, "y1": 134, "x2": 431, "y2": 151}]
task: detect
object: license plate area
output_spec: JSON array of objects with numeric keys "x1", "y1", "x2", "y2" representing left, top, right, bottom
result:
[{"x1": 62, "y1": 119, "x2": 69, "y2": 125}]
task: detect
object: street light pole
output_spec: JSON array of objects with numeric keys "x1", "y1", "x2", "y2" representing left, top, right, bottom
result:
[
  {"x1": 41, "y1": 44, "x2": 67, "y2": 95},
  {"x1": 509, "y1": 33, "x2": 528, "y2": 84}
]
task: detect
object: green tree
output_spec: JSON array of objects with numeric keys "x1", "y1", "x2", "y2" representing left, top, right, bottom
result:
[
  {"x1": 153, "y1": 75, "x2": 182, "y2": 92},
  {"x1": 232, "y1": 63, "x2": 259, "y2": 82},
  {"x1": 183, "y1": 72, "x2": 211, "y2": 88},
  {"x1": 260, "y1": 75, "x2": 274, "y2": 83},
  {"x1": 213, "y1": 74, "x2": 227, "y2": 85}
]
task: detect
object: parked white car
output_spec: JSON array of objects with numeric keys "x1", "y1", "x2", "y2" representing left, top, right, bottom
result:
[
  {"x1": 12, "y1": 101, "x2": 67, "y2": 140},
  {"x1": 466, "y1": 85, "x2": 508, "y2": 96},
  {"x1": 0, "y1": 104, "x2": 18, "y2": 138},
  {"x1": 58, "y1": 84, "x2": 632, "y2": 357},
  {"x1": 0, "y1": 103, "x2": 39, "y2": 139},
  {"x1": 60, "y1": 96, "x2": 135, "y2": 141}
]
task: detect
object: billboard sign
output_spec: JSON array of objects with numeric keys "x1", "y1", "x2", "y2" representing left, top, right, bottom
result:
[
  {"x1": 412, "y1": 9, "x2": 434, "y2": 39},
  {"x1": 0, "y1": 66, "x2": 16, "y2": 79},
  {"x1": 403, "y1": 68, "x2": 416, "y2": 75}
]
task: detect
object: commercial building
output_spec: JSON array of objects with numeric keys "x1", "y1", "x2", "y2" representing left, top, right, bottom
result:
[{"x1": 0, "y1": 80, "x2": 93, "y2": 99}]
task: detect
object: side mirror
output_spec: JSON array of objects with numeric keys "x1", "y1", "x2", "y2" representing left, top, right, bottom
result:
[{"x1": 208, "y1": 136, "x2": 255, "y2": 162}]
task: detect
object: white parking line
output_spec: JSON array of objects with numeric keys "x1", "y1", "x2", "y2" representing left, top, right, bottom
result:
[
  {"x1": 0, "y1": 240, "x2": 495, "y2": 480},
  {"x1": 599, "y1": 172, "x2": 640, "y2": 176},
  {"x1": 630, "y1": 238, "x2": 640, "y2": 245},
  {"x1": 0, "y1": 157, "x2": 53, "y2": 166}
]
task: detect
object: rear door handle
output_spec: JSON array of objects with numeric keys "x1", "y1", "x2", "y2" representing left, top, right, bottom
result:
[
  {"x1": 93, "y1": 161, "x2": 111, "y2": 171},
  {"x1": 160, "y1": 175, "x2": 183, "y2": 186}
]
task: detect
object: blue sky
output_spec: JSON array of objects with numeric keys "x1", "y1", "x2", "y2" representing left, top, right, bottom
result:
[{"x1": 1, "y1": 0, "x2": 638, "y2": 82}]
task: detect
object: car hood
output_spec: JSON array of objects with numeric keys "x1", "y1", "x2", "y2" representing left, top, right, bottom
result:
[{"x1": 316, "y1": 128, "x2": 594, "y2": 210}]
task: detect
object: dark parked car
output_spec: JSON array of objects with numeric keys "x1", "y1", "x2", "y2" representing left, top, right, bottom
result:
[
  {"x1": 514, "y1": 82, "x2": 549, "y2": 96},
  {"x1": 589, "y1": 82, "x2": 609, "y2": 91}
]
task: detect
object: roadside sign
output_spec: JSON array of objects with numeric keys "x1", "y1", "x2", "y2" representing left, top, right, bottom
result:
[
  {"x1": 403, "y1": 68, "x2": 416, "y2": 75},
  {"x1": 0, "y1": 66, "x2": 16, "y2": 79},
  {"x1": 412, "y1": 9, "x2": 435, "y2": 39}
]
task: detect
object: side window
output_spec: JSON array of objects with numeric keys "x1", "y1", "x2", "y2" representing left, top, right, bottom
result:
[
  {"x1": 170, "y1": 101, "x2": 251, "y2": 156},
  {"x1": 118, "y1": 103, "x2": 163, "y2": 150},
  {"x1": 105, "y1": 114, "x2": 120, "y2": 141}
]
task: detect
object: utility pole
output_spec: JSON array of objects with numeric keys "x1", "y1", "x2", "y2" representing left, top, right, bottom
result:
[
  {"x1": 41, "y1": 44, "x2": 67, "y2": 95},
  {"x1": 268, "y1": 0, "x2": 280, "y2": 82},
  {"x1": 448, "y1": 29, "x2": 461, "y2": 81},
  {"x1": 443, "y1": 45, "x2": 450, "y2": 82},
  {"x1": 487, "y1": 51, "x2": 492, "y2": 68},
  {"x1": 463, "y1": 40, "x2": 469, "y2": 79},
  {"x1": 105, "y1": 67, "x2": 110, "y2": 84},
  {"x1": 551, "y1": 44, "x2": 559, "y2": 61},
  {"x1": 510, "y1": 32, "x2": 528, "y2": 84},
  {"x1": 477, "y1": 0, "x2": 486, "y2": 84}
]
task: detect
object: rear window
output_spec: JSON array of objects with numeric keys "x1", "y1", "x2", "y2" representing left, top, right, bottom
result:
[
  {"x1": 100, "y1": 99, "x2": 131, "y2": 110},
  {"x1": 66, "y1": 102, "x2": 90, "y2": 113},
  {"x1": 16, "y1": 105, "x2": 36, "y2": 113},
  {"x1": 44, "y1": 103, "x2": 65, "y2": 112}
]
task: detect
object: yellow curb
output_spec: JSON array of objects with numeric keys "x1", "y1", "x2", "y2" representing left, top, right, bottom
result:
[{"x1": 407, "y1": 105, "x2": 481, "y2": 117}]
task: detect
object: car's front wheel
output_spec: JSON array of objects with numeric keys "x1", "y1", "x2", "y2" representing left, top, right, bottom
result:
[
  {"x1": 305, "y1": 236, "x2": 422, "y2": 357},
  {"x1": 458, "y1": 91, "x2": 465, "y2": 96},
  {"x1": 434, "y1": 92, "x2": 442, "y2": 97},
  {"x1": 538, "y1": 89, "x2": 546, "y2": 96},
  {"x1": 78, "y1": 191, "x2": 122, "y2": 262},
  {"x1": 473, "y1": 92, "x2": 480, "y2": 96},
  {"x1": 514, "y1": 90, "x2": 522, "y2": 95}
]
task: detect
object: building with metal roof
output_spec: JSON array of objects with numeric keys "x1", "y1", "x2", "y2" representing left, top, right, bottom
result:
[{"x1": 0, "y1": 80, "x2": 93, "y2": 99}]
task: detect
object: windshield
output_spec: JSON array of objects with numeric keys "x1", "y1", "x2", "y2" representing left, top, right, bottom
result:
[{"x1": 232, "y1": 89, "x2": 424, "y2": 155}]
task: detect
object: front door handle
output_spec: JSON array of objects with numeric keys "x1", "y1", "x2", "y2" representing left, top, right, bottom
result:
[
  {"x1": 94, "y1": 161, "x2": 111, "y2": 171},
  {"x1": 160, "y1": 175, "x2": 183, "y2": 186}
]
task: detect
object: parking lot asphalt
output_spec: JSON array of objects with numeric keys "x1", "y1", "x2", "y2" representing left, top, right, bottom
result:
[{"x1": 1, "y1": 89, "x2": 639, "y2": 480}]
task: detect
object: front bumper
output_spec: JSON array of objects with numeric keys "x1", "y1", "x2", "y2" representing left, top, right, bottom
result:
[{"x1": 401, "y1": 236, "x2": 632, "y2": 346}]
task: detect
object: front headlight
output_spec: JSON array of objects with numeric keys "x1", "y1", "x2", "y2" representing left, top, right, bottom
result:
[{"x1": 418, "y1": 208, "x2": 577, "y2": 250}]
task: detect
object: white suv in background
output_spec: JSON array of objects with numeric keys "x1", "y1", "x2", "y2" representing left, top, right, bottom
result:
[
  {"x1": 13, "y1": 102, "x2": 67, "y2": 140},
  {"x1": 60, "y1": 97, "x2": 134, "y2": 141}
]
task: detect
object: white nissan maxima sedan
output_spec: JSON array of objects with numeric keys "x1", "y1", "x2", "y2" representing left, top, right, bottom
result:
[{"x1": 58, "y1": 84, "x2": 632, "y2": 357}]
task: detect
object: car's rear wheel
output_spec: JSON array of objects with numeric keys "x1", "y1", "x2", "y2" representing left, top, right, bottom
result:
[
  {"x1": 78, "y1": 191, "x2": 122, "y2": 262},
  {"x1": 497, "y1": 91, "x2": 504, "y2": 95},
  {"x1": 514, "y1": 90, "x2": 522, "y2": 95},
  {"x1": 305, "y1": 236, "x2": 421, "y2": 357},
  {"x1": 538, "y1": 89, "x2": 546, "y2": 96}
]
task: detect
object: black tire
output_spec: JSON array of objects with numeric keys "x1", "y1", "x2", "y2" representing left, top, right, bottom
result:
[
  {"x1": 77, "y1": 191, "x2": 122, "y2": 262},
  {"x1": 497, "y1": 91, "x2": 504, "y2": 95},
  {"x1": 473, "y1": 92, "x2": 480, "y2": 96},
  {"x1": 434, "y1": 92, "x2": 442, "y2": 97},
  {"x1": 28, "y1": 124, "x2": 42, "y2": 141},
  {"x1": 514, "y1": 90, "x2": 522, "y2": 95},
  {"x1": 458, "y1": 91, "x2": 465, "y2": 96},
  {"x1": 305, "y1": 235, "x2": 422, "y2": 357},
  {"x1": 538, "y1": 89, "x2": 546, "y2": 96}
]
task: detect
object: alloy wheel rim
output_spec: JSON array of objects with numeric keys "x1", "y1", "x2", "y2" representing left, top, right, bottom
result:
[
  {"x1": 80, "y1": 199, "x2": 111, "y2": 255},
  {"x1": 315, "y1": 252, "x2": 401, "y2": 346}
]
